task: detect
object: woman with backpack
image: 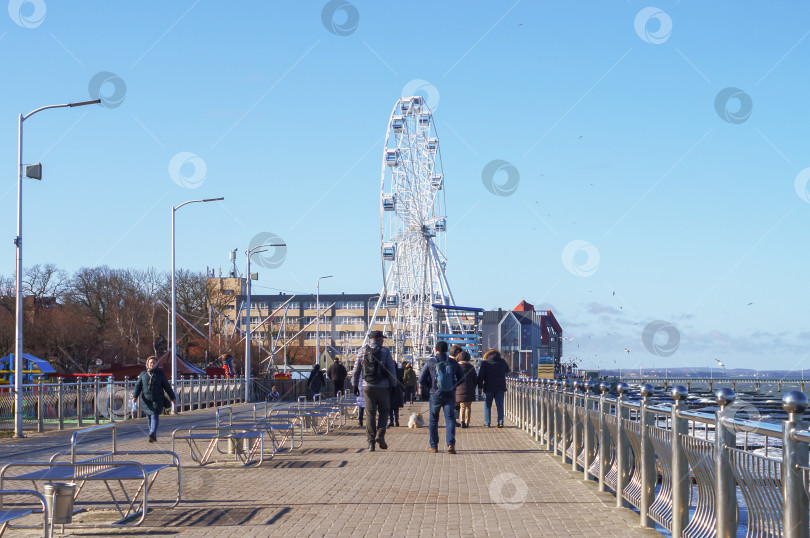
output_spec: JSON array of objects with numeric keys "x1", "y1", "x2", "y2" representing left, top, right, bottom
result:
[{"x1": 455, "y1": 351, "x2": 477, "y2": 428}]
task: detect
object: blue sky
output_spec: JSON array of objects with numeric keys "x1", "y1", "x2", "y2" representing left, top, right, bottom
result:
[{"x1": 2, "y1": 1, "x2": 810, "y2": 372}]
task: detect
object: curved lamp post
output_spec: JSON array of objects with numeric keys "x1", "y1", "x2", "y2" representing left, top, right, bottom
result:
[
  {"x1": 245, "y1": 242, "x2": 285, "y2": 402},
  {"x1": 315, "y1": 275, "x2": 333, "y2": 370},
  {"x1": 14, "y1": 98, "x2": 101, "y2": 438},
  {"x1": 171, "y1": 197, "x2": 223, "y2": 410}
]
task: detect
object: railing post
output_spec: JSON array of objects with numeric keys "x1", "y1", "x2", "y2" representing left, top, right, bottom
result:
[
  {"x1": 782, "y1": 391, "x2": 809, "y2": 538},
  {"x1": 572, "y1": 380, "x2": 583, "y2": 471},
  {"x1": 37, "y1": 378, "x2": 44, "y2": 433},
  {"x1": 671, "y1": 385, "x2": 689, "y2": 537},
  {"x1": 536, "y1": 379, "x2": 545, "y2": 443},
  {"x1": 525, "y1": 379, "x2": 531, "y2": 433},
  {"x1": 598, "y1": 381, "x2": 610, "y2": 492},
  {"x1": 107, "y1": 376, "x2": 114, "y2": 424},
  {"x1": 77, "y1": 378, "x2": 83, "y2": 427},
  {"x1": 506, "y1": 378, "x2": 512, "y2": 420},
  {"x1": 524, "y1": 379, "x2": 531, "y2": 432},
  {"x1": 94, "y1": 376, "x2": 100, "y2": 424},
  {"x1": 583, "y1": 380, "x2": 595, "y2": 481},
  {"x1": 715, "y1": 388, "x2": 738, "y2": 538},
  {"x1": 533, "y1": 379, "x2": 541, "y2": 442},
  {"x1": 552, "y1": 379, "x2": 561, "y2": 457},
  {"x1": 639, "y1": 384, "x2": 655, "y2": 528},
  {"x1": 57, "y1": 377, "x2": 64, "y2": 430},
  {"x1": 544, "y1": 379, "x2": 554, "y2": 450},
  {"x1": 518, "y1": 379, "x2": 524, "y2": 431},
  {"x1": 615, "y1": 382, "x2": 630, "y2": 508}
]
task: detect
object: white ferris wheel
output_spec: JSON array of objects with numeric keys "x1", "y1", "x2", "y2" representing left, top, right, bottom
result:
[{"x1": 371, "y1": 95, "x2": 460, "y2": 361}]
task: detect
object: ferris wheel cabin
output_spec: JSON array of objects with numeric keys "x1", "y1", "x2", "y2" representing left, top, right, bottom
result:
[
  {"x1": 385, "y1": 294, "x2": 399, "y2": 307},
  {"x1": 427, "y1": 138, "x2": 438, "y2": 152},
  {"x1": 434, "y1": 218, "x2": 447, "y2": 232},
  {"x1": 385, "y1": 148, "x2": 400, "y2": 167},
  {"x1": 418, "y1": 113, "x2": 431, "y2": 126},
  {"x1": 430, "y1": 174, "x2": 443, "y2": 190},
  {"x1": 382, "y1": 243, "x2": 397, "y2": 261},
  {"x1": 383, "y1": 194, "x2": 397, "y2": 211},
  {"x1": 392, "y1": 116, "x2": 404, "y2": 133}
]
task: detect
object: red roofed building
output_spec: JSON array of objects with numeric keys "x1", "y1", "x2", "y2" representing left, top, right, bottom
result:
[{"x1": 481, "y1": 301, "x2": 563, "y2": 377}]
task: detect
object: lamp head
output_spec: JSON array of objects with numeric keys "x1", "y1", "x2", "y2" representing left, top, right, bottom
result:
[{"x1": 25, "y1": 163, "x2": 42, "y2": 180}]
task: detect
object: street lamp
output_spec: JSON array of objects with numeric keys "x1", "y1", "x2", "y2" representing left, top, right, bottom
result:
[
  {"x1": 245, "y1": 242, "x2": 285, "y2": 402},
  {"x1": 366, "y1": 294, "x2": 380, "y2": 331},
  {"x1": 171, "y1": 197, "x2": 223, "y2": 408},
  {"x1": 13, "y1": 98, "x2": 101, "y2": 438},
  {"x1": 315, "y1": 275, "x2": 333, "y2": 369}
]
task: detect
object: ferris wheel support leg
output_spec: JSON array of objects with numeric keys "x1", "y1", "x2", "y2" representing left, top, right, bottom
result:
[{"x1": 428, "y1": 240, "x2": 465, "y2": 332}]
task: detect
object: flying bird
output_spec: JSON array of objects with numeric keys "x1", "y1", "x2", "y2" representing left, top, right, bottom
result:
[
  {"x1": 747, "y1": 302, "x2": 753, "y2": 306},
  {"x1": 624, "y1": 348, "x2": 630, "y2": 354}
]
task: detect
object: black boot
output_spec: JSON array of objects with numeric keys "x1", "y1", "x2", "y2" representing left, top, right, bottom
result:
[
  {"x1": 376, "y1": 430, "x2": 388, "y2": 450},
  {"x1": 368, "y1": 440, "x2": 375, "y2": 451}
]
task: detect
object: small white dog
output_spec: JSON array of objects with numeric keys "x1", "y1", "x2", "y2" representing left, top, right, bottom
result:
[{"x1": 408, "y1": 412, "x2": 425, "y2": 428}]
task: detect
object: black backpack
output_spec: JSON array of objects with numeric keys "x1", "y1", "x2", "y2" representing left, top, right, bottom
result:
[{"x1": 362, "y1": 345, "x2": 383, "y2": 383}]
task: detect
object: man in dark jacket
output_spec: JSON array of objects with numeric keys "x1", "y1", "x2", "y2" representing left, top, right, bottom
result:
[
  {"x1": 352, "y1": 331, "x2": 398, "y2": 452},
  {"x1": 477, "y1": 349, "x2": 510, "y2": 428},
  {"x1": 419, "y1": 341, "x2": 464, "y2": 454},
  {"x1": 326, "y1": 357, "x2": 348, "y2": 396},
  {"x1": 307, "y1": 364, "x2": 325, "y2": 400},
  {"x1": 132, "y1": 356, "x2": 176, "y2": 442}
]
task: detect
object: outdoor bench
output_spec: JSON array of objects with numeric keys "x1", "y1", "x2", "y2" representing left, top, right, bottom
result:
[
  {"x1": 170, "y1": 425, "x2": 264, "y2": 467},
  {"x1": 0, "y1": 424, "x2": 180, "y2": 528},
  {"x1": 0, "y1": 489, "x2": 49, "y2": 537}
]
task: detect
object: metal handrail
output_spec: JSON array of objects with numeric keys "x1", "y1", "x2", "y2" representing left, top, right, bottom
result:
[{"x1": 506, "y1": 377, "x2": 810, "y2": 537}]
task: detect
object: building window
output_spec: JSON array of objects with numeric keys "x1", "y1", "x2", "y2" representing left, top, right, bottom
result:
[
  {"x1": 335, "y1": 316, "x2": 364, "y2": 324},
  {"x1": 336, "y1": 301, "x2": 364, "y2": 309}
]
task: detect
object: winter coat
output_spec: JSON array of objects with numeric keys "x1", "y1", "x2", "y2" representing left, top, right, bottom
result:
[
  {"x1": 418, "y1": 353, "x2": 464, "y2": 396},
  {"x1": 402, "y1": 366, "x2": 417, "y2": 388},
  {"x1": 351, "y1": 343, "x2": 398, "y2": 389},
  {"x1": 133, "y1": 368, "x2": 176, "y2": 416},
  {"x1": 455, "y1": 361, "x2": 478, "y2": 403},
  {"x1": 477, "y1": 351, "x2": 510, "y2": 394},
  {"x1": 389, "y1": 366, "x2": 404, "y2": 409},
  {"x1": 327, "y1": 361, "x2": 347, "y2": 383},
  {"x1": 307, "y1": 366, "x2": 325, "y2": 392}
]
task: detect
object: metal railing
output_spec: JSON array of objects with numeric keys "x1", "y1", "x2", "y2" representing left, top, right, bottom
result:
[
  {"x1": 0, "y1": 376, "x2": 246, "y2": 433},
  {"x1": 506, "y1": 377, "x2": 810, "y2": 537}
]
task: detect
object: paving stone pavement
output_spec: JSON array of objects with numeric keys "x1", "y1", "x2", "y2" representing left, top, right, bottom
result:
[{"x1": 5, "y1": 401, "x2": 661, "y2": 537}]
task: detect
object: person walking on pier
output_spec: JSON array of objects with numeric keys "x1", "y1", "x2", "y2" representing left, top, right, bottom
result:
[
  {"x1": 307, "y1": 363, "x2": 326, "y2": 401},
  {"x1": 132, "y1": 356, "x2": 176, "y2": 443},
  {"x1": 402, "y1": 361, "x2": 417, "y2": 403},
  {"x1": 327, "y1": 357, "x2": 348, "y2": 396},
  {"x1": 419, "y1": 341, "x2": 464, "y2": 454},
  {"x1": 352, "y1": 330, "x2": 398, "y2": 451},
  {"x1": 455, "y1": 351, "x2": 477, "y2": 428},
  {"x1": 478, "y1": 349, "x2": 510, "y2": 428}
]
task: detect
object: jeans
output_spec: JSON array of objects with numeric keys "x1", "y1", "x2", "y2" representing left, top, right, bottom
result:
[
  {"x1": 484, "y1": 391, "x2": 505, "y2": 426},
  {"x1": 363, "y1": 386, "x2": 390, "y2": 443},
  {"x1": 428, "y1": 391, "x2": 456, "y2": 448},
  {"x1": 147, "y1": 414, "x2": 159, "y2": 436}
]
